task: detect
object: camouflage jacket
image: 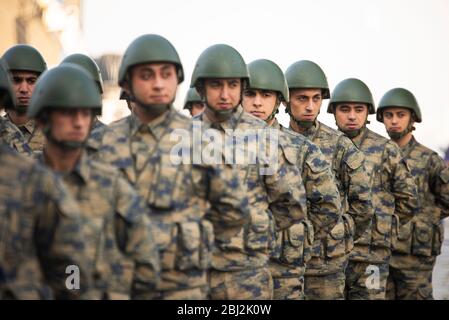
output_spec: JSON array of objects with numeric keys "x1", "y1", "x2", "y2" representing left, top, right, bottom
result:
[
  {"x1": 349, "y1": 127, "x2": 419, "y2": 263},
  {"x1": 295, "y1": 120, "x2": 373, "y2": 274},
  {"x1": 0, "y1": 145, "x2": 90, "y2": 299},
  {"x1": 2, "y1": 114, "x2": 45, "y2": 154},
  {"x1": 0, "y1": 116, "x2": 32, "y2": 156},
  {"x1": 38, "y1": 151, "x2": 160, "y2": 299},
  {"x1": 196, "y1": 106, "x2": 307, "y2": 272},
  {"x1": 268, "y1": 119, "x2": 340, "y2": 277},
  {"x1": 391, "y1": 136, "x2": 449, "y2": 261},
  {"x1": 93, "y1": 106, "x2": 250, "y2": 290}
]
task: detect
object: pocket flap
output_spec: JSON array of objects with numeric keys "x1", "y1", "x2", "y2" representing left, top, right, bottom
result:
[
  {"x1": 178, "y1": 221, "x2": 201, "y2": 252},
  {"x1": 287, "y1": 223, "x2": 305, "y2": 248}
]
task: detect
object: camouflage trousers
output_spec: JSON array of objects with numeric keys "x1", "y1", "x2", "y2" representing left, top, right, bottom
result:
[
  {"x1": 345, "y1": 261, "x2": 389, "y2": 300},
  {"x1": 209, "y1": 268, "x2": 273, "y2": 300},
  {"x1": 386, "y1": 253, "x2": 435, "y2": 300},
  {"x1": 273, "y1": 276, "x2": 305, "y2": 300},
  {"x1": 137, "y1": 286, "x2": 209, "y2": 300},
  {"x1": 304, "y1": 271, "x2": 346, "y2": 300}
]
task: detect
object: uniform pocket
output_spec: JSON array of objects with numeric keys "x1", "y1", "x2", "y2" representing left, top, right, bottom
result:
[
  {"x1": 245, "y1": 209, "x2": 270, "y2": 253},
  {"x1": 199, "y1": 220, "x2": 215, "y2": 269},
  {"x1": 411, "y1": 220, "x2": 433, "y2": 257},
  {"x1": 280, "y1": 222, "x2": 305, "y2": 266},
  {"x1": 326, "y1": 218, "x2": 346, "y2": 258},
  {"x1": 342, "y1": 214, "x2": 355, "y2": 254},
  {"x1": 148, "y1": 162, "x2": 180, "y2": 210},
  {"x1": 371, "y1": 212, "x2": 392, "y2": 249},
  {"x1": 155, "y1": 222, "x2": 177, "y2": 271},
  {"x1": 391, "y1": 214, "x2": 413, "y2": 254},
  {"x1": 176, "y1": 221, "x2": 202, "y2": 270}
]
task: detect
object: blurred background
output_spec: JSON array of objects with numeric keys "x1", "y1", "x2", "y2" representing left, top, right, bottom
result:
[{"x1": 1, "y1": 0, "x2": 448, "y2": 298}]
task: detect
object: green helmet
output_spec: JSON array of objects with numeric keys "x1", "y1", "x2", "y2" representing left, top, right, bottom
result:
[
  {"x1": 1, "y1": 44, "x2": 47, "y2": 74},
  {"x1": 377, "y1": 88, "x2": 421, "y2": 123},
  {"x1": 61, "y1": 53, "x2": 104, "y2": 94},
  {"x1": 285, "y1": 60, "x2": 329, "y2": 99},
  {"x1": 118, "y1": 34, "x2": 184, "y2": 86},
  {"x1": 183, "y1": 87, "x2": 202, "y2": 109},
  {"x1": 0, "y1": 59, "x2": 16, "y2": 109},
  {"x1": 27, "y1": 64, "x2": 102, "y2": 118},
  {"x1": 247, "y1": 59, "x2": 289, "y2": 103},
  {"x1": 328, "y1": 78, "x2": 375, "y2": 114},
  {"x1": 190, "y1": 44, "x2": 249, "y2": 89}
]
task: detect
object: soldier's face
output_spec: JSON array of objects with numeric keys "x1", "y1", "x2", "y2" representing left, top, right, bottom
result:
[
  {"x1": 242, "y1": 89, "x2": 278, "y2": 122},
  {"x1": 190, "y1": 102, "x2": 205, "y2": 117},
  {"x1": 203, "y1": 78, "x2": 242, "y2": 111},
  {"x1": 289, "y1": 89, "x2": 322, "y2": 121},
  {"x1": 382, "y1": 107, "x2": 412, "y2": 133},
  {"x1": 334, "y1": 103, "x2": 368, "y2": 131},
  {"x1": 11, "y1": 70, "x2": 39, "y2": 107},
  {"x1": 49, "y1": 109, "x2": 93, "y2": 143},
  {"x1": 129, "y1": 63, "x2": 178, "y2": 105}
]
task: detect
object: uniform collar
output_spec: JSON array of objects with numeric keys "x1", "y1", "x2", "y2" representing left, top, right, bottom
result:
[
  {"x1": 130, "y1": 106, "x2": 175, "y2": 140},
  {"x1": 39, "y1": 149, "x2": 90, "y2": 185}
]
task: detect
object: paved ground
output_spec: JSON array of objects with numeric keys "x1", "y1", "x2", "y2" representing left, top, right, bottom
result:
[{"x1": 432, "y1": 218, "x2": 449, "y2": 299}]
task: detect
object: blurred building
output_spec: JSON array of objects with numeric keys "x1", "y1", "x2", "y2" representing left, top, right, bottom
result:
[
  {"x1": 0, "y1": 0, "x2": 83, "y2": 66},
  {"x1": 95, "y1": 54, "x2": 130, "y2": 124}
]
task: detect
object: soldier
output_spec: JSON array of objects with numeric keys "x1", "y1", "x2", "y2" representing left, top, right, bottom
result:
[
  {"x1": 191, "y1": 45, "x2": 308, "y2": 299},
  {"x1": 27, "y1": 64, "x2": 161, "y2": 300},
  {"x1": 0, "y1": 60, "x2": 91, "y2": 300},
  {"x1": 331, "y1": 78, "x2": 420, "y2": 299},
  {"x1": 0, "y1": 59, "x2": 32, "y2": 155},
  {"x1": 1, "y1": 44, "x2": 47, "y2": 153},
  {"x1": 183, "y1": 87, "x2": 205, "y2": 117},
  {"x1": 60, "y1": 53, "x2": 106, "y2": 131},
  {"x1": 242, "y1": 58, "x2": 341, "y2": 299},
  {"x1": 376, "y1": 88, "x2": 449, "y2": 299},
  {"x1": 93, "y1": 34, "x2": 250, "y2": 299},
  {"x1": 285, "y1": 61, "x2": 373, "y2": 300}
]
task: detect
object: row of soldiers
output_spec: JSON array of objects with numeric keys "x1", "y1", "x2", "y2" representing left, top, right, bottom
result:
[{"x1": 0, "y1": 34, "x2": 448, "y2": 300}]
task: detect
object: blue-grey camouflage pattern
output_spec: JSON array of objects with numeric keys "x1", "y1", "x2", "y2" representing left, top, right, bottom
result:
[
  {"x1": 268, "y1": 119, "x2": 340, "y2": 299},
  {"x1": 0, "y1": 144, "x2": 91, "y2": 299},
  {"x1": 295, "y1": 121, "x2": 373, "y2": 278},
  {"x1": 2, "y1": 114, "x2": 45, "y2": 153},
  {"x1": 197, "y1": 106, "x2": 307, "y2": 299},
  {"x1": 349, "y1": 126, "x2": 419, "y2": 264},
  {"x1": 93, "y1": 106, "x2": 249, "y2": 298},
  {"x1": 38, "y1": 151, "x2": 160, "y2": 299},
  {"x1": 0, "y1": 116, "x2": 33, "y2": 156},
  {"x1": 388, "y1": 136, "x2": 449, "y2": 300}
]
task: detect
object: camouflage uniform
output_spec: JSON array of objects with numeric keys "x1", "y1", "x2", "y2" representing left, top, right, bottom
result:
[
  {"x1": 0, "y1": 144, "x2": 91, "y2": 299},
  {"x1": 2, "y1": 115, "x2": 45, "y2": 153},
  {"x1": 295, "y1": 120, "x2": 373, "y2": 300},
  {"x1": 38, "y1": 151, "x2": 160, "y2": 300},
  {"x1": 0, "y1": 116, "x2": 33, "y2": 156},
  {"x1": 269, "y1": 119, "x2": 341, "y2": 300},
  {"x1": 197, "y1": 106, "x2": 308, "y2": 300},
  {"x1": 386, "y1": 137, "x2": 449, "y2": 300},
  {"x1": 346, "y1": 126, "x2": 419, "y2": 299},
  {"x1": 94, "y1": 107, "x2": 249, "y2": 299}
]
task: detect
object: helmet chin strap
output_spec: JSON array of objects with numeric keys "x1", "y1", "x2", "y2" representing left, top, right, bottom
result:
[
  {"x1": 202, "y1": 84, "x2": 243, "y2": 122},
  {"x1": 387, "y1": 119, "x2": 414, "y2": 141},
  {"x1": 265, "y1": 96, "x2": 281, "y2": 123},
  {"x1": 43, "y1": 126, "x2": 86, "y2": 151},
  {"x1": 128, "y1": 83, "x2": 172, "y2": 118},
  {"x1": 15, "y1": 105, "x2": 28, "y2": 115},
  {"x1": 336, "y1": 115, "x2": 368, "y2": 138},
  {"x1": 285, "y1": 103, "x2": 316, "y2": 129}
]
